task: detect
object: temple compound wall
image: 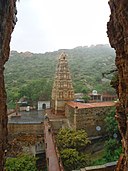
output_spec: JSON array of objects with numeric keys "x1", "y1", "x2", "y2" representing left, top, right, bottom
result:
[
  {"x1": 65, "y1": 101, "x2": 115, "y2": 137},
  {"x1": 8, "y1": 122, "x2": 44, "y2": 136},
  {"x1": 73, "y1": 161, "x2": 116, "y2": 171}
]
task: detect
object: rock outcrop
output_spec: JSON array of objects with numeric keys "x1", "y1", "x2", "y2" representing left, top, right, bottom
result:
[
  {"x1": 0, "y1": 0, "x2": 16, "y2": 170},
  {"x1": 107, "y1": 0, "x2": 128, "y2": 170}
]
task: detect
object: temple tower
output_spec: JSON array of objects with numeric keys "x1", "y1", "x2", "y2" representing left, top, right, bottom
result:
[{"x1": 51, "y1": 52, "x2": 74, "y2": 115}]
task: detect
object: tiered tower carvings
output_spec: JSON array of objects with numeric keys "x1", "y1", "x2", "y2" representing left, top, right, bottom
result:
[{"x1": 51, "y1": 52, "x2": 74, "y2": 115}]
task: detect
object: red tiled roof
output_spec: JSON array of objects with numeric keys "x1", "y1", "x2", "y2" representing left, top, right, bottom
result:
[{"x1": 66, "y1": 101, "x2": 115, "y2": 109}]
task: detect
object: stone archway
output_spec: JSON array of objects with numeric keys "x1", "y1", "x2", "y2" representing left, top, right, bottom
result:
[{"x1": 42, "y1": 103, "x2": 46, "y2": 110}]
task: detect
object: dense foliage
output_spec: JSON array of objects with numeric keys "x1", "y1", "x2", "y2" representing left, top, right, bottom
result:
[
  {"x1": 5, "y1": 154, "x2": 38, "y2": 171},
  {"x1": 57, "y1": 128, "x2": 91, "y2": 170},
  {"x1": 104, "y1": 107, "x2": 122, "y2": 162},
  {"x1": 60, "y1": 149, "x2": 89, "y2": 171},
  {"x1": 105, "y1": 107, "x2": 119, "y2": 137},
  {"x1": 103, "y1": 139, "x2": 122, "y2": 162},
  {"x1": 5, "y1": 44, "x2": 116, "y2": 108},
  {"x1": 57, "y1": 128, "x2": 90, "y2": 151}
]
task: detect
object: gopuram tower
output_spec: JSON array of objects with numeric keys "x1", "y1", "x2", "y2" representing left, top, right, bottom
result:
[{"x1": 51, "y1": 52, "x2": 74, "y2": 115}]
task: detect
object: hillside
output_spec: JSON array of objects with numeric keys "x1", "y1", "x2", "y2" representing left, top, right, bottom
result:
[{"x1": 4, "y1": 44, "x2": 116, "y2": 108}]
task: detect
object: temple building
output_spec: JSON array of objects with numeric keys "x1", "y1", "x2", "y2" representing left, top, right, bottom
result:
[
  {"x1": 89, "y1": 90, "x2": 117, "y2": 102},
  {"x1": 51, "y1": 52, "x2": 115, "y2": 137},
  {"x1": 51, "y1": 52, "x2": 74, "y2": 115}
]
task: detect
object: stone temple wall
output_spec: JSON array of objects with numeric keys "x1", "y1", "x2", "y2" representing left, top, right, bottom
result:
[
  {"x1": 65, "y1": 105, "x2": 114, "y2": 137},
  {"x1": 8, "y1": 123, "x2": 44, "y2": 136}
]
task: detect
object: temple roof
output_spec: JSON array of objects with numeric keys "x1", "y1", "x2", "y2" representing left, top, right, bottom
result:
[{"x1": 66, "y1": 101, "x2": 115, "y2": 109}]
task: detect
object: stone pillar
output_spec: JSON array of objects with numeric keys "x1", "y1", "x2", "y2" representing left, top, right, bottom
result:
[
  {"x1": 74, "y1": 106, "x2": 78, "y2": 131},
  {"x1": 107, "y1": 0, "x2": 128, "y2": 170}
]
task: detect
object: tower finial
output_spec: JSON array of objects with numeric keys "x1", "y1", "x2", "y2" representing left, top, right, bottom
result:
[{"x1": 59, "y1": 52, "x2": 67, "y2": 60}]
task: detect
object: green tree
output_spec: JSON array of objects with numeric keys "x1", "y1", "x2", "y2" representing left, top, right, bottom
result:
[
  {"x1": 110, "y1": 71, "x2": 119, "y2": 93},
  {"x1": 5, "y1": 154, "x2": 38, "y2": 171},
  {"x1": 57, "y1": 128, "x2": 91, "y2": 170},
  {"x1": 103, "y1": 107, "x2": 122, "y2": 162},
  {"x1": 57, "y1": 128, "x2": 90, "y2": 152},
  {"x1": 103, "y1": 139, "x2": 122, "y2": 162},
  {"x1": 105, "y1": 107, "x2": 119, "y2": 137},
  {"x1": 19, "y1": 79, "x2": 52, "y2": 102},
  {"x1": 60, "y1": 148, "x2": 90, "y2": 171},
  {"x1": 83, "y1": 95, "x2": 90, "y2": 103}
]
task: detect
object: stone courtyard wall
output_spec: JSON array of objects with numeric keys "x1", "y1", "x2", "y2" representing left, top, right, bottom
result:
[
  {"x1": 65, "y1": 105, "x2": 115, "y2": 137},
  {"x1": 8, "y1": 122, "x2": 44, "y2": 135},
  {"x1": 73, "y1": 161, "x2": 116, "y2": 171}
]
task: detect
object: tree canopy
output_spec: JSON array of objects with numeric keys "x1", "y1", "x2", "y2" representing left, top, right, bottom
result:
[
  {"x1": 5, "y1": 154, "x2": 38, "y2": 171},
  {"x1": 57, "y1": 128, "x2": 90, "y2": 151},
  {"x1": 56, "y1": 128, "x2": 91, "y2": 170}
]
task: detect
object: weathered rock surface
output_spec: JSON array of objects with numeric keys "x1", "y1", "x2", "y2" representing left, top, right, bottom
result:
[
  {"x1": 0, "y1": 1, "x2": 16, "y2": 170},
  {"x1": 107, "y1": 0, "x2": 128, "y2": 170}
]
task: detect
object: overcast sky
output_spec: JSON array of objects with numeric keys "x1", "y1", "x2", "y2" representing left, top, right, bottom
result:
[{"x1": 10, "y1": 0, "x2": 110, "y2": 53}]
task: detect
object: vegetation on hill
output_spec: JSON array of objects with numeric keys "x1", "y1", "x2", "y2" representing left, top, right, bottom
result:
[{"x1": 5, "y1": 44, "x2": 116, "y2": 108}]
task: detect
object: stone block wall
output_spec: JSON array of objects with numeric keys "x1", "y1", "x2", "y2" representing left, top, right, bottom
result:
[
  {"x1": 73, "y1": 161, "x2": 116, "y2": 171},
  {"x1": 8, "y1": 123, "x2": 44, "y2": 136},
  {"x1": 65, "y1": 105, "x2": 114, "y2": 137},
  {"x1": 65, "y1": 105, "x2": 74, "y2": 126}
]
